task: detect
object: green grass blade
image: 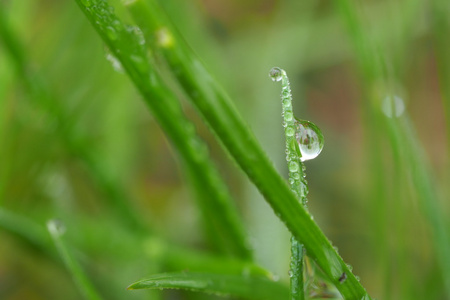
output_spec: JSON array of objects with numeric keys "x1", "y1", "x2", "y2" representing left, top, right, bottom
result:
[
  {"x1": 336, "y1": 0, "x2": 450, "y2": 297},
  {"x1": 47, "y1": 220, "x2": 103, "y2": 300},
  {"x1": 0, "y1": 208, "x2": 52, "y2": 255},
  {"x1": 73, "y1": 0, "x2": 252, "y2": 260},
  {"x1": 128, "y1": 272, "x2": 289, "y2": 300},
  {"x1": 395, "y1": 116, "x2": 450, "y2": 296},
  {"x1": 0, "y1": 5, "x2": 147, "y2": 234},
  {"x1": 126, "y1": 1, "x2": 370, "y2": 298}
]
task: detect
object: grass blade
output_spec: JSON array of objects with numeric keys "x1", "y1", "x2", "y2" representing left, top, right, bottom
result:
[
  {"x1": 47, "y1": 219, "x2": 102, "y2": 300},
  {"x1": 128, "y1": 272, "x2": 289, "y2": 299},
  {"x1": 126, "y1": 0, "x2": 370, "y2": 298},
  {"x1": 73, "y1": 0, "x2": 252, "y2": 260}
]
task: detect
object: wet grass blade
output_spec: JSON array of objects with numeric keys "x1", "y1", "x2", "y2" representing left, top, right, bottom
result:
[
  {"x1": 125, "y1": 0, "x2": 370, "y2": 298},
  {"x1": 73, "y1": 0, "x2": 252, "y2": 260},
  {"x1": 128, "y1": 272, "x2": 289, "y2": 300}
]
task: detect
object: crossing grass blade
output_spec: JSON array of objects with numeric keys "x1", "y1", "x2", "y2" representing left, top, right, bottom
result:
[{"x1": 128, "y1": 272, "x2": 289, "y2": 300}]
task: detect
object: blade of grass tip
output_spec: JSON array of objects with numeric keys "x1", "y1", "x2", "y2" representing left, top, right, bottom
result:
[
  {"x1": 73, "y1": 0, "x2": 252, "y2": 261},
  {"x1": 0, "y1": 4, "x2": 147, "y2": 234},
  {"x1": 126, "y1": 1, "x2": 370, "y2": 298},
  {"x1": 128, "y1": 272, "x2": 289, "y2": 300},
  {"x1": 46, "y1": 219, "x2": 102, "y2": 300}
]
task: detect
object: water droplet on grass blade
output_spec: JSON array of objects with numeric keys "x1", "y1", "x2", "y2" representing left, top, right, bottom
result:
[
  {"x1": 295, "y1": 119, "x2": 324, "y2": 162},
  {"x1": 269, "y1": 67, "x2": 283, "y2": 82},
  {"x1": 80, "y1": 0, "x2": 93, "y2": 7},
  {"x1": 47, "y1": 219, "x2": 66, "y2": 237},
  {"x1": 105, "y1": 51, "x2": 124, "y2": 73}
]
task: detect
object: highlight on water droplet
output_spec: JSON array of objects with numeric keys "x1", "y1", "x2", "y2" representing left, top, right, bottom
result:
[
  {"x1": 47, "y1": 219, "x2": 66, "y2": 237},
  {"x1": 269, "y1": 67, "x2": 283, "y2": 82},
  {"x1": 382, "y1": 95, "x2": 405, "y2": 118},
  {"x1": 295, "y1": 118, "x2": 324, "y2": 162}
]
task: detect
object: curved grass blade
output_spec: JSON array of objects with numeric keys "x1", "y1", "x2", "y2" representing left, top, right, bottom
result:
[
  {"x1": 128, "y1": 272, "x2": 289, "y2": 300},
  {"x1": 126, "y1": 1, "x2": 370, "y2": 298},
  {"x1": 73, "y1": 0, "x2": 252, "y2": 260}
]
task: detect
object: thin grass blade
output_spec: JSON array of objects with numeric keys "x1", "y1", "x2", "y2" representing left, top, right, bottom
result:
[{"x1": 128, "y1": 272, "x2": 288, "y2": 300}]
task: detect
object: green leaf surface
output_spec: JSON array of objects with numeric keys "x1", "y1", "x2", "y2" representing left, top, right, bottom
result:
[{"x1": 128, "y1": 272, "x2": 289, "y2": 300}]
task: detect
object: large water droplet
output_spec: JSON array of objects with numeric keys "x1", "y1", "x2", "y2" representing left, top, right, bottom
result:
[
  {"x1": 269, "y1": 67, "x2": 283, "y2": 82},
  {"x1": 382, "y1": 95, "x2": 405, "y2": 118},
  {"x1": 295, "y1": 118, "x2": 324, "y2": 161}
]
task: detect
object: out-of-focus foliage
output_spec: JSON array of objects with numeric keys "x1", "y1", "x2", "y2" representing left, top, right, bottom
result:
[{"x1": 0, "y1": 0, "x2": 449, "y2": 299}]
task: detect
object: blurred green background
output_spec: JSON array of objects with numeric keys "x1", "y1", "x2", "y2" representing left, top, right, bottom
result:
[{"x1": 1, "y1": 0, "x2": 449, "y2": 299}]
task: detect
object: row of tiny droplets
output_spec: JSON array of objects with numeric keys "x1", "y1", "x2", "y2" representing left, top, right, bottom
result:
[{"x1": 279, "y1": 70, "x2": 309, "y2": 205}]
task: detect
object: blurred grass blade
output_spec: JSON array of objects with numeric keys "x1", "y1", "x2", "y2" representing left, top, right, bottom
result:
[
  {"x1": 47, "y1": 219, "x2": 103, "y2": 300},
  {"x1": 431, "y1": 0, "x2": 450, "y2": 154},
  {"x1": 394, "y1": 116, "x2": 450, "y2": 295},
  {"x1": 73, "y1": 0, "x2": 252, "y2": 260},
  {"x1": 336, "y1": 0, "x2": 450, "y2": 297},
  {"x1": 0, "y1": 208, "x2": 53, "y2": 255},
  {"x1": 157, "y1": 241, "x2": 270, "y2": 277},
  {"x1": 126, "y1": 0, "x2": 370, "y2": 298},
  {"x1": 128, "y1": 272, "x2": 289, "y2": 299},
  {"x1": 0, "y1": 4, "x2": 147, "y2": 234}
]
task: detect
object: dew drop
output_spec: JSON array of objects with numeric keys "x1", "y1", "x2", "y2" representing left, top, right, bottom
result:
[
  {"x1": 80, "y1": 0, "x2": 93, "y2": 7},
  {"x1": 288, "y1": 161, "x2": 299, "y2": 172},
  {"x1": 47, "y1": 219, "x2": 66, "y2": 237},
  {"x1": 284, "y1": 111, "x2": 293, "y2": 121},
  {"x1": 105, "y1": 51, "x2": 124, "y2": 73},
  {"x1": 105, "y1": 26, "x2": 117, "y2": 40},
  {"x1": 285, "y1": 126, "x2": 295, "y2": 137},
  {"x1": 269, "y1": 67, "x2": 283, "y2": 82},
  {"x1": 382, "y1": 95, "x2": 405, "y2": 118},
  {"x1": 294, "y1": 118, "x2": 324, "y2": 162}
]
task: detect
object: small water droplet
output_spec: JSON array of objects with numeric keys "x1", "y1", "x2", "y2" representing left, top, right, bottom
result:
[
  {"x1": 284, "y1": 111, "x2": 293, "y2": 121},
  {"x1": 156, "y1": 27, "x2": 174, "y2": 48},
  {"x1": 289, "y1": 161, "x2": 299, "y2": 172},
  {"x1": 80, "y1": 0, "x2": 93, "y2": 7},
  {"x1": 346, "y1": 264, "x2": 353, "y2": 271},
  {"x1": 105, "y1": 51, "x2": 124, "y2": 73},
  {"x1": 382, "y1": 95, "x2": 405, "y2": 118},
  {"x1": 295, "y1": 118, "x2": 324, "y2": 162},
  {"x1": 105, "y1": 26, "x2": 117, "y2": 40},
  {"x1": 285, "y1": 126, "x2": 295, "y2": 136},
  {"x1": 269, "y1": 67, "x2": 283, "y2": 82},
  {"x1": 288, "y1": 270, "x2": 293, "y2": 277},
  {"x1": 293, "y1": 173, "x2": 300, "y2": 180},
  {"x1": 47, "y1": 219, "x2": 66, "y2": 237}
]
